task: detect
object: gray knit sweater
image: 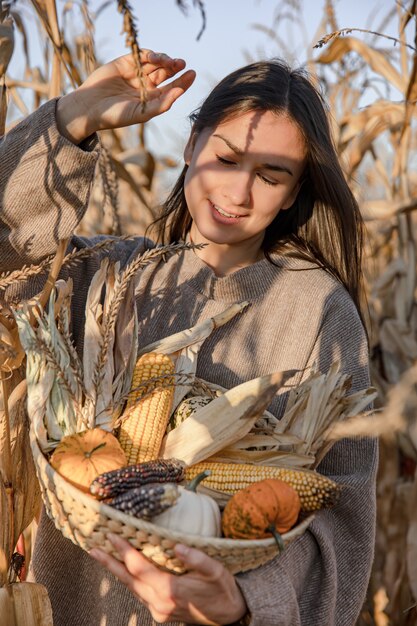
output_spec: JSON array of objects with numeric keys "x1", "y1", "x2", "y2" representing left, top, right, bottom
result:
[{"x1": 1, "y1": 99, "x2": 377, "y2": 626}]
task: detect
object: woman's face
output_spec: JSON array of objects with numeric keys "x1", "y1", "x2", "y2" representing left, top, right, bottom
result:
[{"x1": 184, "y1": 110, "x2": 307, "y2": 254}]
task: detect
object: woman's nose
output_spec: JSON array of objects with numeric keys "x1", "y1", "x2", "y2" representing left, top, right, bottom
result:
[{"x1": 222, "y1": 171, "x2": 252, "y2": 206}]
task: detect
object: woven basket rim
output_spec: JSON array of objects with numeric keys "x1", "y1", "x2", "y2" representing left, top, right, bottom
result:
[{"x1": 29, "y1": 425, "x2": 314, "y2": 549}]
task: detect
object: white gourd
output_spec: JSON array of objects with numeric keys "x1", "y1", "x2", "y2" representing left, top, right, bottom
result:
[{"x1": 152, "y1": 471, "x2": 222, "y2": 537}]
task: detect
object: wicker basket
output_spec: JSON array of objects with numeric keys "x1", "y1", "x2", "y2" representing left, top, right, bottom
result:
[{"x1": 29, "y1": 425, "x2": 314, "y2": 575}]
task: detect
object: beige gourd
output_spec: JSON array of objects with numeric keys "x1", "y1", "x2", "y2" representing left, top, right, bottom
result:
[{"x1": 152, "y1": 471, "x2": 221, "y2": 537}]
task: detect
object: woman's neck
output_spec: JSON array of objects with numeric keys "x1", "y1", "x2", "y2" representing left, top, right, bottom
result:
[{"x1": 189, "y1": 236, "x2": 264, "y2": 277}]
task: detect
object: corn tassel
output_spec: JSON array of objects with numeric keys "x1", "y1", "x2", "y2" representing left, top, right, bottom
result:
[
  {"x1": 185, "y1": 461, "x2": 341, "y2": 512},
  {"x1": 118, "y1": 352, "x2": 175, "y2": 464}
]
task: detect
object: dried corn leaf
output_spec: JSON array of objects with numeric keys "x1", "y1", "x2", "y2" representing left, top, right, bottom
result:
[
  {"x1": 0, "y1": 17, "x2": 14, "y2": 78},
  {"x1": 0, "y1": 479, "x2": 10, "y2": 586},
  {"x1": 372, "y1": 257, "x2": 407, "y2": 296},
  {"x1": 342, "y1": 108, "x2": 405, "y2": 175},
  {"x1": 227, "y1": 433, "x2": 304, "y2": 448},
  {"x1": 0, "y1": 320, "x2": 24, "y2": 371},
  {"x1": 406, "y1": 474, "x2": 417, "y2": 604},
  {"x1": 139, "y1": 301, "x2": 249, "y2": 357},
  {"x1": 340, "y1": 102, "x2": 405, "y2": 145},
  {"x1": 316, "y1": 36, "x2": 406, "y2": 91},
  {"x1": 111, "y1": 277, "x2": 138, "y2": 412},
  {"x1": 380, "y1": 319, "x2": 417, "y2": 383},
  {"x1": 402, "y1": 50, "x2": 417, "y2": 137},
  {"x1": 9, "y1": 381, "x2": 41, "y2": 545},
  {"x1": 404, "y1": 240, "x2": 416, "y2": 321},
  {"x1": 263, "y1": 362, "x2": 378, "y2": 465},
  {"x1": 210, "y1": 449, "x2": 315, "y2": 467}
]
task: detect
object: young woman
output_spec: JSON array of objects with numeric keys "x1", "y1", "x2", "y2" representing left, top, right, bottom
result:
[{"x1": 1, "y1": 51, "x2": 376, "y2": 625}]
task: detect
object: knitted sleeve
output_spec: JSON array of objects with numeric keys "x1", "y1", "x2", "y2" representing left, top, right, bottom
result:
[
  {"x1": 235, "y1": 293, "x2": 377, "y2": 626},
  {"x1": 0, "y1": 98, "x2": 99, "y2": 271},
  {"x1": 0, "y1": 99, "x2": 147, "y2": 346}
]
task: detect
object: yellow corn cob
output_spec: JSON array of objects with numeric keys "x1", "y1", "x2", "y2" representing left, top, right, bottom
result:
[
  {"x1": 118, "y1": 352, "x2": 175, "y2": 464},
  {"x1": 185, "y1": 461, "x2": 341, "y2": 512}
]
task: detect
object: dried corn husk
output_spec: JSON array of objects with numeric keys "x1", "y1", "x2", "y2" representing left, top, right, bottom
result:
[
  {"x1": 14, "y1": 290, "x2": 83, "y2": 452},
  {"x1": 0, "y1": 582, "x2": 53, "y2": 626},
  {"x1": 160, "y1": 370, "x2": 296, "y2": 465},
  {"x1": 169, "y1": 362, "x2": 377, "y2": 470}
]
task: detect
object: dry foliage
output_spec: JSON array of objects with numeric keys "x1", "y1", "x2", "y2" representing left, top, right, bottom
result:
[{"x1": 1, "y1": 0, "x2": 417, "y2": 624}]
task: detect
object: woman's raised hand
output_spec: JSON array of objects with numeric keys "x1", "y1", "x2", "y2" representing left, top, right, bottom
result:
[{"x1": 56, "y1": 50, "x2": 196, "y2": 144}]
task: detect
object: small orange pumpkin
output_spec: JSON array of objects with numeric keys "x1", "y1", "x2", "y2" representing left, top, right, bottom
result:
[
  {"x1": 221, "y1": 478, "x2": 301, "y2": 540},
  {"x1": 50, "y1": 428, "x2": 127, "y2": 492}
]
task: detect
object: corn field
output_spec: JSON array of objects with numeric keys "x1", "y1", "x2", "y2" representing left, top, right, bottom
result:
[{"x1": 1, "y1": 0, "x2": 417, "y2": 624}]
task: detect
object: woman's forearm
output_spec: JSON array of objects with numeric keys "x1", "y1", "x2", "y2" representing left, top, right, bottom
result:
[{"x1": 0, "y1": 99, "x2": 99, "y2": 270}]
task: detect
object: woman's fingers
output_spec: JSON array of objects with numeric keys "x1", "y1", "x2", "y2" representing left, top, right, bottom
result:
[
  {"x1": 157, "y1": 69, "x2": 196, "y2": 100},
  {"x1": 146, "y1": 60, "x2": 187, "y2": 88},
  {"x1": 144, "y1": 56, "x2": 187, "y2": 89},
  {"x1": 107, "y1": 533, "x2": 155, "y2": 578},
  {"x1": 114, "y1": 51, "x2": 187, "y2": 86},
  {"x1": 90, "y1": 547, "x2": 135, "y2": 587},
  {"x1": 174, "y1": 543, "x2": 224, "y2": 579},
  {"x1": 141, "y1": 69, "x2": 196, "y2": 119},
  {"x1": 141, "y1": 50, "x2": 185, "y2": 76},
  {"x1": 96, "y1": 534, "x2": 176, "y2": 620}
]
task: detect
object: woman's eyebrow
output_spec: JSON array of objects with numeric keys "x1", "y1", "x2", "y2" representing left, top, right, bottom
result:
[{"x1": 212, "y1": 133, "x2": 294, "y2": 176}]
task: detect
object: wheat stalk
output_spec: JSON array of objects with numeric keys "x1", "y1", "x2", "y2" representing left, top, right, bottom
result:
[
  {"x1": 0, "y1": 236, "x2": 139, "y2": 292},
  {"x1": 175, "y1": 0, "x2": 207, "y2": 41},
  {"x1": 92, "y1": 242, "x2": 201, "y2": 403},
  {"x1": 98, "y1": 146, "x2": 122, "y2": 235},
  {"x1": 55, "y1": 317, "x2": 86, "y2": 396},
  {"x1": 116, "y1": 0, "x2": 146, "y2": 108},
  {"x1": 29, "y1": 334, "x2": 81, "y2": 407}
]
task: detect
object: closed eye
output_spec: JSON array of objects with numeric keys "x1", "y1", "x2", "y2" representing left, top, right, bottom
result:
[
  {"x1": 217, "y1": 155, "x2": 279, "y2": 186},
  {"x1": 258, "y1": 173, "x2": 279, "y2": 186},
  {"x1": 216, "y1": 155, "x2": 236, "y2": 166}
]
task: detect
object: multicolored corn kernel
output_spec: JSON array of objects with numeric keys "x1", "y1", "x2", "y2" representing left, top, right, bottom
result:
[{"x1": 90, "y1": 458, "x2": 185, "y2": 499}]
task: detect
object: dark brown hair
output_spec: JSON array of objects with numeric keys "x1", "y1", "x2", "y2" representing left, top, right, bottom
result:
[{"x1": 151, "y1": 59, "x2": 366, "y2": 325}]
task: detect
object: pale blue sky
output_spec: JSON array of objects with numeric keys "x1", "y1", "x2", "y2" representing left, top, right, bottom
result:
[
  {"x1": 12, "y1": 0, "x2": 396, "y2": 159},
  {"x1": 87, "y1": 0, "x2": 395, "y2": 158}
]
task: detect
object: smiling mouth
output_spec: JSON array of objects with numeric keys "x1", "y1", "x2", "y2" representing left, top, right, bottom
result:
[{"x1": 212, "y1": 203, "x2": 243, "y2": 218}]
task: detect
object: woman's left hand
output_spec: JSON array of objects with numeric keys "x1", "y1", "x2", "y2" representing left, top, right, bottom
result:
[{"x1": 89, "y1": 533, "x2": 248, "y2": 625}]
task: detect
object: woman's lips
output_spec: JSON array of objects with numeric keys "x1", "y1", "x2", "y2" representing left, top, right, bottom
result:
[{"x1": 209, "y1": 201, "x2": 244, "y2": 224}]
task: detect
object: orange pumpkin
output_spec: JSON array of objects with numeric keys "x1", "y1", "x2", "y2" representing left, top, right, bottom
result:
[
  {"x1": 50, "y1": 428, "x2": 127, "y2": 492},
  {"x1": 221, "y1": 478, "x2": 301, "y2": 540}
]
